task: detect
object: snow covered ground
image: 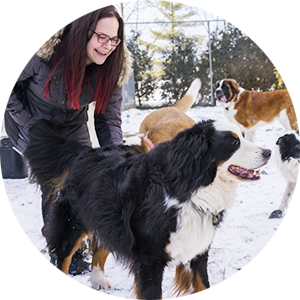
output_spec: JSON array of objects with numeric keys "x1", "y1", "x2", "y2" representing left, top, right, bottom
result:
[{"x1": 1, "y1": 105, "x2": 293, "y2": 298}]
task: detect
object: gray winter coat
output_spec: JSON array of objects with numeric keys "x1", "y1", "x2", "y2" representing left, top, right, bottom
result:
[{"x1": 5, "y1": 28, "x2": 133, "y2": 153}]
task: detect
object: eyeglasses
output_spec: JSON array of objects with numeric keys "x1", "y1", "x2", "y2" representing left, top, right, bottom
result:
[{"x1": 90, "y1": 30, "x2": 121, "y2": 47}]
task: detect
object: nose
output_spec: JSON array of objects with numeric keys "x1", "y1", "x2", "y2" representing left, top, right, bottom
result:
[
  {"x1": 215, "y1": 89, "x2": 224, "y2": 97},
  {"x1": 102, "y1": 40, "x2": 112, "y2": 50},
  {"x1": 262, "y1": 149, "x2": 272, "y2": 160}
]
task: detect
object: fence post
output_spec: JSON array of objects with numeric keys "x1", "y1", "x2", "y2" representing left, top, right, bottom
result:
[
  {"x1": 295, "y1": 16, "x2": 299, "y2": 91},
  {"x1": 208, "y1": 20, "x2": 214, "y2": 106}
]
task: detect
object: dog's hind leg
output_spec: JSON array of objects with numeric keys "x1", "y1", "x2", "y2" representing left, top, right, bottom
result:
[
  {"x1": 173, "y1": 251, "x2": 209, "y2": 296},
  {"x1": 44, "y1": 198, "x2": 90, "y2": 274},
  {"x1": 90, "y1": 245, "x2": 111, "y2": 290},
  {"x1": 269, "y1": 181, "x2": 296, "y2": 219},
  {"x1": 54, "y1": 233, "x2": 87, "y2": 295}
]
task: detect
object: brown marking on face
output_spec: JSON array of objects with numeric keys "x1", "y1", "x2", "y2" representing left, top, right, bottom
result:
[{"x1": 231, "y1": 132, "x2": 239, "y2": 139}]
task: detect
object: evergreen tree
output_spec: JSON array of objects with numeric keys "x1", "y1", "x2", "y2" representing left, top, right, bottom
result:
[
  {"x1": 126, "y1": 31, "x2": 156, "y2": 107},
  {"x1": 161, "y1": 33, "x2": 201, "y2": 101}
]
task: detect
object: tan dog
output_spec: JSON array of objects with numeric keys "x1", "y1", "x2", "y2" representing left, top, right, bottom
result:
[
  {"x1": 215, "y1": 78, "x2": 298, "y2": 142},
  {"x1": 124, "y1": 78, "x2": 201, "y2": 150}
]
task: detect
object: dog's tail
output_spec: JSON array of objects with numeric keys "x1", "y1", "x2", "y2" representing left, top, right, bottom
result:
[
  {"x1": 173, "y1": 78, "x2": 201, "y2": 113},
  {"x1": 24, "y1": 119, "x2": 89, "y2": 198}
]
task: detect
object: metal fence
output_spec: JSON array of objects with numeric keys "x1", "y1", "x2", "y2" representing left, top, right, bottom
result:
[
  {"x1": 125, "y1": 15, "x2": 299, "y2": 104},
  {"x1": 0, "y1": 14, "x2": 299, "y2": 112}
]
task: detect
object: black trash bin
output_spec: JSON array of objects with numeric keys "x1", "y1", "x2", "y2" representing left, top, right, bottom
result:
[{"x1": 0, "y1": 138, "x2": 28, "y2": 179}]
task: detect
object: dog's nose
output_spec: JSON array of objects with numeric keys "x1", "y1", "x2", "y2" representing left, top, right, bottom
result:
[
  {"x1": 262, "y1": 149, "x2": 272, "y2": 160},
  {"x1": 215, "y1": 89, "x2": 224, "y2": 97}
]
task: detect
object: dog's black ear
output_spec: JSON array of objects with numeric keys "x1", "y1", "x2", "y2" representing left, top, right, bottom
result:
[
  {"x1": 229, "y1": 81, "x2": 239, "y2": 95},
  {"x1": 164, "y1": 122, "x2": 216, "y2": 201},
  {"x1": 276, "y1": 136, "x2": 282, "y2": 145}
]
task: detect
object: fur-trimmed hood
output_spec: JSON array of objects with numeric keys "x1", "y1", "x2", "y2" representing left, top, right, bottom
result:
[{"x1": 36, "y1": 27, "x2": 133, "y2": 87}]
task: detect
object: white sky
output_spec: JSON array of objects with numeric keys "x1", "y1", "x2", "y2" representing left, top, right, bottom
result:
[
  {"x1": 109, "y1": 0, "x2": 258, "y2": 22},
  {"x1": 115, "y1": 0, "x2": 225, "y2": 46}
]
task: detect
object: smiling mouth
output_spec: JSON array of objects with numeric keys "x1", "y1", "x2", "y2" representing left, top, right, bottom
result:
[
  {"x1": 96, "y1": 49, "x2": 107, "y2": 56},
  {"x1": 228, "y1": 165, "x2": 261, "y2": 180}
]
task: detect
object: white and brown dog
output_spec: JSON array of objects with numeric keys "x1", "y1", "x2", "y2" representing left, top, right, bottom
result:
[
  {"x1": 215, "y1": 79, "x2": 298, "y2": 142},
  {"x1": 124, "y1": 78, "x2": 201, "y2": 151},
  {"x1": 269, "y1": 130, "x2": 300, "y2": 218}
]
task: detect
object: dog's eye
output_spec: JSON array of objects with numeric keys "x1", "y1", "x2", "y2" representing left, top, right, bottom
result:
[{"x1": 231, "y1": 139, "x2": 240, "y2": 146}]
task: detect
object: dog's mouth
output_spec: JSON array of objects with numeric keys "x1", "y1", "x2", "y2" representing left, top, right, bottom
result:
[
  {"x1": 217, "y1": 96, "x2": 227, "y2": 103},
  {"x1": 228, "y1": 165, "x2": 261, "y2": 180}
]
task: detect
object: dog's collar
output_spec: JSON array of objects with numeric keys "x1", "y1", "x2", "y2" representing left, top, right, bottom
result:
[
  {"x1": 144, "y1": 137, "x2": 155, "y2": 149},
  {"x1": 191, "y1": 202, "x2": 220, "y2": 226}
]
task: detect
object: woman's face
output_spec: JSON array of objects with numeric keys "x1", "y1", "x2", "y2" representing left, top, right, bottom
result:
[{"x1": 86, "y1": 17, "x2": 119, "y2": 66}]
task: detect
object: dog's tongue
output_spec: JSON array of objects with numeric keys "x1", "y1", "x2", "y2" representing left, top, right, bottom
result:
[{"x1": 220, "y1": 96, "x2": 227, "y2": 103}]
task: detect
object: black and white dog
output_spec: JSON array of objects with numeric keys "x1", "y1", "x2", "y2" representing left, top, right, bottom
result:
[
  {"x1": 269, "y1": 131, "x2": 300, "y2": 218},
  {"x1": 25, "y1": 119, "x2": 271, "y2": 299}
]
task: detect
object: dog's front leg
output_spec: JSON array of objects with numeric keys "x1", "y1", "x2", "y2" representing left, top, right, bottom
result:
[
  {"x1": 173, "y1": 250, "x2": 209, "y2": 296},
  {"x1": 269, "y1": 181, "x2": 296, "y2": 218},
  {"x1": 190, "y1": 251, "x2": 210, "y2": 292},
  {"x1": 90, "y1": 245, "x2": 111, "y2": 290},
  {"x1": 132, "y1": 260, "x2": 165, "y2": 299}
]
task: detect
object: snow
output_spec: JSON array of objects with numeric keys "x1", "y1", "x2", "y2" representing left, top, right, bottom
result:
[{"x1": 1, "y1": 105, "x2": 292, "y2": 298}]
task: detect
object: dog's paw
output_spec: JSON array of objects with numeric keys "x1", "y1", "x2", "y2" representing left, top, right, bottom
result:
[
  {"x1": 269, "y1": 209, "x2": 283, "y2": 219},
  {"x1": 90, "y1": 266, "x2": 112, "y2": 290},
  {"x1": 54, "y1": 280, "x2": 72, "y2": 296}
]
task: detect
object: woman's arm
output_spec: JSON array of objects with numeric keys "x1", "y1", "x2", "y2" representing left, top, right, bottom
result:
[
  {"x1": 0, "y1": 37, "x2": 41, "y2": 125},
  {"x1": 94, "y1": 86, "x2": 123, "y2": 146}
]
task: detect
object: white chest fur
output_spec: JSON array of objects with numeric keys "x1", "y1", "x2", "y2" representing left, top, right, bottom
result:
[
  {"x1": 165, "y1": 168, "x2": 238, "y2": 267},
  {"x1": 166, "y1": 201, "x2": 216, "y2": 266}
]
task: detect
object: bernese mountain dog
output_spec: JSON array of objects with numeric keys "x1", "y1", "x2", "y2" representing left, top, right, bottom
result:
[
  {"x1": 269, "y1": 130, "x2": 300, "y2": 218},
  {"x1": 24, "y1": 119, "x2": 271, "y2": 299}
]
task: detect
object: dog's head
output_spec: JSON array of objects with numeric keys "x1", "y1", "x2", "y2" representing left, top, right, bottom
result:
[
  {"x1": 276, "y1": 131, "x2": 300, "y2": 163},
  {"x1": 163, "y1": 120, "x2": 271, "y2": 200},
  {"x1": 213, "y1": 121, "x2": 272, "y2": 181},
  {"x1": 275, "y1": 131, "x2": 300, "y2": 183},
  {"x1": 214, "y1": 79, "x2": 240, "y2": 103}
]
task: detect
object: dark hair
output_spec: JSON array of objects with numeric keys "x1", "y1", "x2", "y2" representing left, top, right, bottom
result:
[{"x1": 43, "y1": 5, "x2": 124, "y2": 114}]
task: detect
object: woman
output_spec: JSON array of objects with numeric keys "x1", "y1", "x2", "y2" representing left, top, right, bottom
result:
[
  {"x1": 5, "y1": 5, "x2": 132, "y2": 154},
  {"x1": 0, "y1": 1, "x2": 131, "y2": 152}
]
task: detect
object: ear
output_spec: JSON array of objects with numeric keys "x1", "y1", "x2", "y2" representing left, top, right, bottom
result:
[
  {"x1": 229, "y1": 81, "x2": 239, "y2": 95},
  {"x1": 276, "y1": 137, "x2": 282, "y2": 145},
  {"x1": 164, "y1": 125, "x2": 216, "y2": 199}
]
